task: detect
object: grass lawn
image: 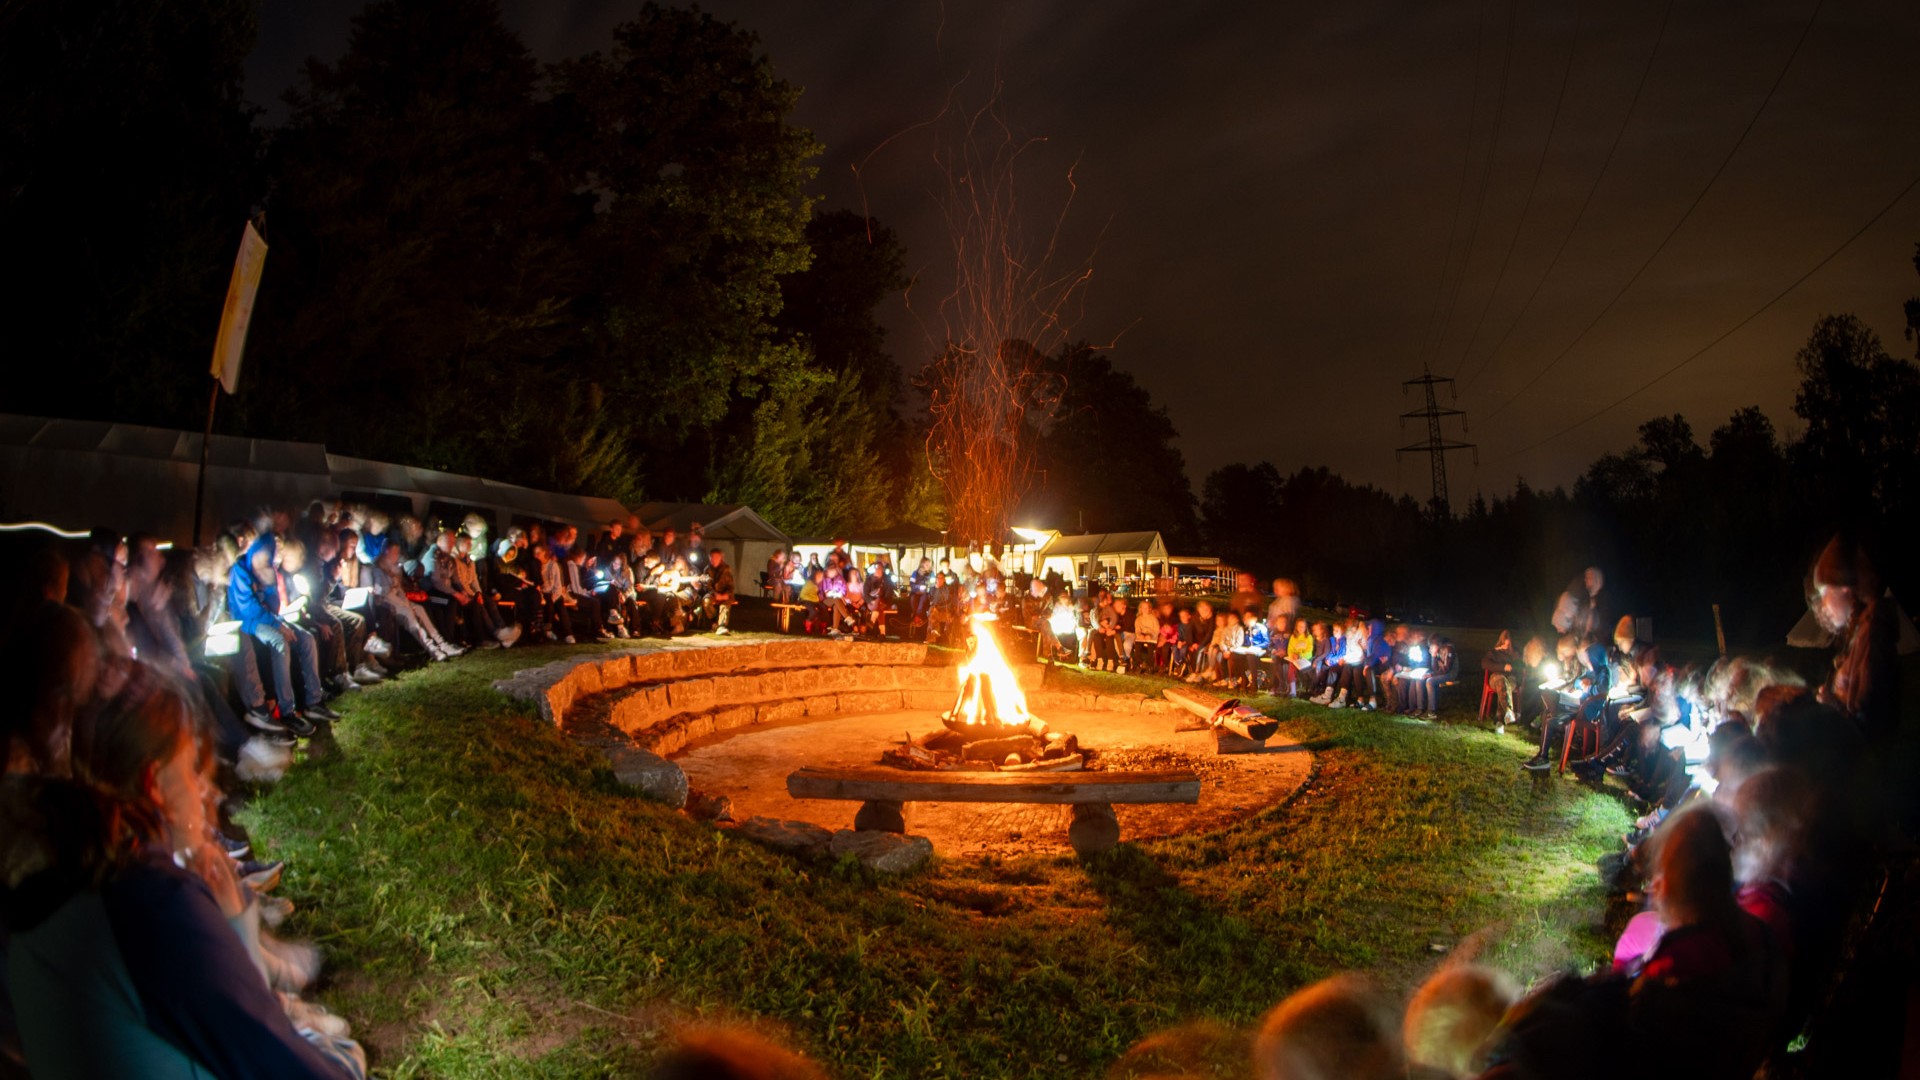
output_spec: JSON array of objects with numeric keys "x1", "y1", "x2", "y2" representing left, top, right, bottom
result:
[{"x1": 242, "y1": 638, "x2": 1634, "y2": 1078}]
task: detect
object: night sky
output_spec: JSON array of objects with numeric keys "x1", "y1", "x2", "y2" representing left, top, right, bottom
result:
[{"x1": 248, "y1": 0, "x2": 1920, "y2": 501}]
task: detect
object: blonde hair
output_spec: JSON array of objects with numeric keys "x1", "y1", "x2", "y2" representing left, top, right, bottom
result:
[
  {"x1": 1403, "y1": 964, "x2": 1517, "y2": 1076},
  {"x1": 1252, "y1": 975, "x2": 1403, "y2": 1080}
]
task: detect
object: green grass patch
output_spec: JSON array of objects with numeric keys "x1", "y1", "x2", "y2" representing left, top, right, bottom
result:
[{"x1": 244, "y1": 642, "x2": 1632, "y2": 1077}]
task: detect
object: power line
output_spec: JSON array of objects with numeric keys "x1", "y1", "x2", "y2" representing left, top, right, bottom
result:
[
  {"x1": 1426, "y1": 0, "x2": 1521, "y2": 367},
  {"x1": 1457, "y1": 0, "x2": 1676, "y2": 393},
  {"x1": 1487, "y1": 166, "x2": 1920, "y2": 465},
  {"x1": 1414, "y1": 0, "x2": 1493, "y2": 358},
  {"x1": 1479, "y1": 0, "x2": 1826, "y2": 424},
  {"x1": 1448, "y1": 0, "x2": 1585, "y2": 380}
]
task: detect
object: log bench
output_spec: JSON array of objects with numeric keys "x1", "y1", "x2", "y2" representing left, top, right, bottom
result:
[{"x1": 786, "y1": 765, "x2": 1202, "y2": 856}]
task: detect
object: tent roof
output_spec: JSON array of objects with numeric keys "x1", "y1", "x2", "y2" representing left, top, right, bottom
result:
[
  {"x1": 0, "y1": 414, "x2": 331, "y2": 473},
  {"x1": 1040, "y1": 531, "x2": 1165, "y2": 558},
  {"x1": 326, "y1": 454, "x2": 629, "y2": 525},
  {"x1": 633, "y1": 502, "x2": 789, "y2": 542}
]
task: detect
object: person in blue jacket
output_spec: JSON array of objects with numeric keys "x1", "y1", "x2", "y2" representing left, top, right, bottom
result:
[{"x1": 227, "y1": 534, "x2": 335, "y2": 734}]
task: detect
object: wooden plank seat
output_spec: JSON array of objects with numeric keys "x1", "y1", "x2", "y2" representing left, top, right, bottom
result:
[{"x1": 786, "y1": 765, "x2": 1201, "y2": 855}]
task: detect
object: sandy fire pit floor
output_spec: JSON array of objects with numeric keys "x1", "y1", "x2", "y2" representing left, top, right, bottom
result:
[{"x1": 675, "y1": 708, "x2": 1312, "y2": 857}]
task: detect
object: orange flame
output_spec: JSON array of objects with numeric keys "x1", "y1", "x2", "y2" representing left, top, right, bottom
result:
[{"x1": 951, "y1": 613, "x2": 1033, "y2": 727}]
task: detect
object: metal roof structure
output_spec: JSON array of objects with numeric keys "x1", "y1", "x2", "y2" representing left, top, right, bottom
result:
[
  {"x1": 0, "y1": 413, "x2": 630, "y2": 542},
  {"x1": 1037, "y1": 530, "x2": 1167, "y2": 559}
]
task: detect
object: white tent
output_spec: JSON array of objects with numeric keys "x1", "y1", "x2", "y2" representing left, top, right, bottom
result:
[{"x1": 633, "y1": 502, "x2": 791, "y2": 595}]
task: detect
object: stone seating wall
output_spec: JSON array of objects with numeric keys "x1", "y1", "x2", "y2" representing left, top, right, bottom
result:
[{"x1": 497, "y1": 637, "x2": 1176, "y2": 761}]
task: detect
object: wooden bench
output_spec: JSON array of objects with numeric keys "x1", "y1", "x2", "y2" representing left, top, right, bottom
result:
[{"x1": 786, "y1": 765, "x2": 1202, "y2": 856}]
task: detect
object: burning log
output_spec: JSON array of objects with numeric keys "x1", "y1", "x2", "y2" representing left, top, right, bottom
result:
[
  {"x1": 961, "y1": 735, "x2": 1041, "y2": 763},
  {"x1": 1000, "y1": 753, "x2": 1084, "y2": 773}
]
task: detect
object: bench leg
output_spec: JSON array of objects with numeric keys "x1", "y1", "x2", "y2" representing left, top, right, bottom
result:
[
  {"x1": 854, "y1": 799, "x2": 908, "y2": 834},
  {"x1": 1067, "y1": 803, "x2": 1120, "y2": 856}
]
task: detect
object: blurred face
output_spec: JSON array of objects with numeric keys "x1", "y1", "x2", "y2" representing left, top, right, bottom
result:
[
  {"x1": 1295, "y1": 619, "x2": 1308, "y2": 635},
  {"x1": 147, "y1": 733, "x2": 209, "y2": 852},
  {"x1": 1815, "y1": 583, "x2": 1854, "y2": 634},
  {"x1": 1584, "y1": 568, "x2": 1604, "y2": 595}
]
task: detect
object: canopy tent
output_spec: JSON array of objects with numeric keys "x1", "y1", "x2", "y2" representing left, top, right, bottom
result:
[
  {"x1": 632, "y1": 502, "x2": 791, "y2": 594},
  {"x1": 1037, "y1": 531, "x2": 1170, "y2": 587},
  {"x1": 0, "y1": 413, "x2": 630, "y2": 544}
]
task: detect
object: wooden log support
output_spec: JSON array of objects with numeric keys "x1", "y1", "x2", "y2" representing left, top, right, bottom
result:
[
  {"x1": 1163, "y1": 686, "x2": 1279, "y2": 750},
  {"x1": 786, "y1": 766, "x2": 1201, "y2": 805},
  {"x1": 770, "y1": 603, "x2": 806, "y2": 633},
  {"x1": 853, "y1": 799, "x2": 908, "y2": 833},
  {"x1": 1068, "y1": 803, "x2": 1121, "y2": 856}
]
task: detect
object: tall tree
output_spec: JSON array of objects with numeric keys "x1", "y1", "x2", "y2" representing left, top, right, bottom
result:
[
  {"x1": 549, "y1": 4, "x2": 819, "y2": 494},
  {"x1": 1, "y1": 0, "x2": 259, "y2": 425},
  {"x1": 1027, "y1": 345, "x2": 1199, "y2": 547},
  {"x1": 250, "y1": 0, "x2": 600, "y2": 489}
]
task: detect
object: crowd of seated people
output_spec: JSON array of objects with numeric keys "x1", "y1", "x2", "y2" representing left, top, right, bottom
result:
[{"x1": 2, "y1": 525, "x2": 368, "y2": 1077}]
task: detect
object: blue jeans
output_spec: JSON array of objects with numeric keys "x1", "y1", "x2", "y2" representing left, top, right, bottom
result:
[{"x1": 250, "y1": 622, "x2": 322, "y2": 717}]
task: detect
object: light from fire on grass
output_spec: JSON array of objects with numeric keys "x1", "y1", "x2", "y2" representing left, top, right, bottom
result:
[{"x1": 946, "y1": 612, "x2": 1033, "y2": 729}]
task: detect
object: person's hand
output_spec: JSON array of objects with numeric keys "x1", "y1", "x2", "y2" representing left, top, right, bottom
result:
[{"x1": 280, "y1": 624, "x2": 296, "y2": 645}]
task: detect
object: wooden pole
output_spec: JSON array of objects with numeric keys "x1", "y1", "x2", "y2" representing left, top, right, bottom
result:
[
  {"x1": 191, "y1": 377, "x2": 219, "y2": 547},
  {"x1": 1711, "y1": 603, "x2": 1727, "y2": 656}
]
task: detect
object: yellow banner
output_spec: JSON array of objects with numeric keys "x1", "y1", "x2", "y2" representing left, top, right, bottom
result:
[{"x1": 210, "y1": 221, "x2": 268, "y2": 394}]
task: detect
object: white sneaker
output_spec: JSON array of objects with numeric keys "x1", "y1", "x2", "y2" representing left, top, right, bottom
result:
[
  {"x1": 364, "y1": 635, "x2": 392, "y2": 658},
  {"x1": 362, "y1": 656, "x2": 391, "y2": 678},
  {"x1": 563, "y1": 634, "x2": 576, "y2": 644},
  {"x1": 497, "y1": 625, "x2": 522, "y2": 648},
  {"x1": 1329, "y1": 692, "x2": 1347, "y2": 709},
  {"x1": 352, "y1": 664, "x2": 385, "y2": 684}
]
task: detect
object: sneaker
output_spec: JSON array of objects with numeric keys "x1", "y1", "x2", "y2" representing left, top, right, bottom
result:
[
  {"x1": 330, "y1": 674, "x2": 360, "y2": 694},
  {"x1": 362, "y1": 656, "x2": 391, "y2": 677},
  {"x1": 563, "y1": 635, "x2": 576, "y2": 644},
  {"x1": 219, "y1": 833, "x2": 251, "y2": 860},
  {"x1": 364, "y1": 635, "x2": 393, "y2": 658},
  {"x1": 442, "y1": 643, "x2": 466, "y2": 657},
  {"x1": 1329, "y1": 694, "x2": 1347, "y2": 710},
  {"x1": 545, "y1": 629, "x2": 559, "y2": 642},
  {"x1": 304, "y1": 701, "x2": 342, "y2": 722},
  {"x1": 714, "y1": 626, "x2": 731, "y2": 635},
  {"x1": 613, "y1": 624, "x2": 630, "y2": 639},
  {"x1": 352, "y1": 664, "x2": 386, "y2": 684},
  {"x1": 280, "y1": 712, "x2": 318, "y2": 738},
  {"x1": 1523, "y1": 757, "x2": 1553, "y2": 772},
  {"x1": 239, "y1": 859, "x2": 284, "y2": 888},
  {"x1": 241, "y1": 708, "x2": 283, "y2": 733},
  {"x1": 480, "y1": 640, "x2": 501, "y2": 649},
  {"x1": 497, "y1": 625, "x2": 522, "y2": 648}
]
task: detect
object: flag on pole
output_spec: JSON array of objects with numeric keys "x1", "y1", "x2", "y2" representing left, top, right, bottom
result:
[{"x1": 210, "y1": 221, "x2": 268, "y2": 395}]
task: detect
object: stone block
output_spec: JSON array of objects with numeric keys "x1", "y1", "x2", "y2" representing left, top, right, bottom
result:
[
  {"x1": 682, "y1": 712, "x2": 717, "y2": 740},
  {"x1": 713, "y1": 705, "x2": 757, "y2": 733},
  {"x1": 596, "y1": 655, "x2": 634, "y2": 691},
  {"x1": 733, "y1": 817, "x2": 834, "y2": 858},
  {"x1": 570, "y1": 663, "x2": 604, "y2": 697},
  {"x1": 829, "y1": 830, "x2": 933, "y2": 874},
  {"x1": 838, "y1": 690, "x2": 904, "y2": 715},
  {"x1": 667, "y1": 677, "x2": 716, "y2": 712},
  {"x1": 755, "y1": 668, "x2": 791, "y2": 699},
  {"x1": 606, "y1": 746, "x2": 688, "y2": 808},
  {"x1": 545, "y1": 683, "x2": 575, "y2": 725},
  {"x1": 802, "y1": 694, "x2": 841, "y2": 717},
  {"x1": 757, "y1": 698, "x2": 808, "y2": 724},
  {"x1": 895, "y1": 665, "x2": 954, "y2": 690},
  {"x1": 631, "y1": 652, "x2": 675, "y2": 682},
  {"x1": 904, "y1": 689, "x2": 953, "y2": 712},
  {"x1": 646, "y1": 727, "x2": 688, "y2": 757}
]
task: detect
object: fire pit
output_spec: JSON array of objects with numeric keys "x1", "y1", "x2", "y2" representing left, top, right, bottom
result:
[{"x1": 882, "y1": 614, "x2": 1085, "y2": 772}]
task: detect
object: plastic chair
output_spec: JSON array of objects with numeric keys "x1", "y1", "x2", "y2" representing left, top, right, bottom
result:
[
  {"x1": 1478, "y1": 672, "x2": 1498, "y2": 722},
  {"x1": 1558, "y1": 705, "x2": 1605, "y2": 775}
]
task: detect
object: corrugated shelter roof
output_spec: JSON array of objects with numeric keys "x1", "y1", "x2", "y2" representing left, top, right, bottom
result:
[{"x1": 1039, "y1": 531, "x2": 1165, "y2": 558}]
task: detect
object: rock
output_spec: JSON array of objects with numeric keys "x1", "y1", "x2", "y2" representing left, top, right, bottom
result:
[
  {"x1": 733, "y1": 816, "x2": 834, "y2": 857},
  {"x1": 829, "y1": 830, "x2": 934, "y2": 874},
  {"x1": 684, "y1": 789, "x2": 736, "y2": 823},
  {"x1": 606, "y1": 746, "x2": 689, "y2": 808}
]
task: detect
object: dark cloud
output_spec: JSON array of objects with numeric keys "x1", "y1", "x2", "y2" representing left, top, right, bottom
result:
[{"x1": 249, "y1": 0, "x2": 1920, "y2": 501}]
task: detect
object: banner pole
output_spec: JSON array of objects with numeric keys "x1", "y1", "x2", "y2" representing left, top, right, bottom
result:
[{"x1": 192, "y1": 377, "x2": 219, "y2": 547}]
